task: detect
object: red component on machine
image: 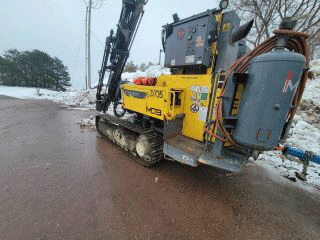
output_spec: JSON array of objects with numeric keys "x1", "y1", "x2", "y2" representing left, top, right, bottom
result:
[{"x1": 134, "y1": 77, "x2": 157, "y2": 86}]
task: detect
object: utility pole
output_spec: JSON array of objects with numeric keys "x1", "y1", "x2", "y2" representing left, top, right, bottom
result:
[
  {"x1": 85, "y1": 0, "x2": 105, "y2": 89},
  {"x1": 87, "y1": 0, "x2": 92, "y2": 89},
  {"x1": 85, "y1": 6, "x2": 88, "y2": 89}
]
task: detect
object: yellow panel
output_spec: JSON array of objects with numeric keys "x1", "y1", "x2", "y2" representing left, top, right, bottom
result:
[
  {"x1": 123, "y1": 72, "x2": 212, "y2": 142},
  {"x1": 123, "y1": 85, "x2": 167, "y2": 120},
  {"x1": 157, "y1": 74, "x2": 212, "y2": 141}
]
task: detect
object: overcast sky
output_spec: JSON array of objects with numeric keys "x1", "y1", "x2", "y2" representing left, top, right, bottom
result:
[{"x1": 0, "y1": 0, "x2": 222, "y2": 89}]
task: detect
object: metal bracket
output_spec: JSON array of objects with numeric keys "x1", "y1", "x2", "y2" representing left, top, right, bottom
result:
[{"x1": 295, "y1": 151, "x2": 313, "y2": 181}]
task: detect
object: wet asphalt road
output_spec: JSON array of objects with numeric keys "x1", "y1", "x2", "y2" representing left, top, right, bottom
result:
[{"x1": 0, "y1": 96, "x2": 320, "y2": 240}]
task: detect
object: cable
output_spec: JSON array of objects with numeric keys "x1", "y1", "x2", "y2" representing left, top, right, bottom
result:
[
  {"x1": 83, "y1": 0, "x2": 105, "y2": 9},
  {"x1": 71, "y1": 5, "x2": 87, "y2": 86},
  {"x1": 215, "y1": 29, "x2": 310, "y2": 146},
  {"x1": 91, "y1": 30, "x2": 105, "y2": 47}
]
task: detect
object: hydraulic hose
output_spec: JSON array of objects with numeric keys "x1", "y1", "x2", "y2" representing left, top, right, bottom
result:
[{"x1": 215, "y1": 29, "x2": 310, "y2": 146}]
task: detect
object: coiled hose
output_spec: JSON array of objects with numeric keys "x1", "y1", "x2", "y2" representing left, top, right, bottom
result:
[{"x1": 214, "y1": 29, "x2": 310, "y2": 146}]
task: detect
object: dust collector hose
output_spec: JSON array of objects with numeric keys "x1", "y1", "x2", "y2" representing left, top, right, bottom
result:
[{"x1": 215, "y1": 29, "x2": 310, "y2": 146}]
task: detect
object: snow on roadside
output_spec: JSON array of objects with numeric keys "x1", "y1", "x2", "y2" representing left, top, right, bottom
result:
[
  {"x1": 256, "y1": 151, "x2": 320, "y2": 192},
  {"x1": 301, "y1": 79, "x2": 320, "y2": 107},
  {"x1": 79, "y1": 115, "x2": 96, "y2": 128},
  {"x1": 301, "y1": 60, "x2": 320, "y2": 106},
  {"x1": 0, "y1": 85, "x2": 72, "y2": 101},
  {"x1": 0, "y1": 85, "x2": 97, "y2": 109},
  {"x1": 0, "y1": 65, "x2": 169, "y2": 107},
  {"x1": 256, "y1": 115, "x2": 320, "y2": 191},
  {"x1": 310, "y1": 59, "x2": 320, "y2": 77}
]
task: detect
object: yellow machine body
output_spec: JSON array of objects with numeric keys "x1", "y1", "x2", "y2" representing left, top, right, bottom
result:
[{"x1": 122, "y1": 70, "x2": 225, "y2": 142}]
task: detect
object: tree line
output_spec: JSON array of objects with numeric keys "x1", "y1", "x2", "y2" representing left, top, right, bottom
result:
[
  {"x1": 124, "y1": 61, "x2": 156, "y2": 73},
  {"x1": 0, "y1": 49, "x2": 71, "y2": 91}
]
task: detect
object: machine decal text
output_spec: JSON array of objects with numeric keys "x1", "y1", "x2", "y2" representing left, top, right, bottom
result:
[
  {"x1": 282, "y1": 70, "x2": 298, "y2": 96},
  {"x1": 146, "y1": 106, "x2": 162, "y2": 116},
  {"x1": 149, "y1": 90, "x2": 163, "y2": 98}
]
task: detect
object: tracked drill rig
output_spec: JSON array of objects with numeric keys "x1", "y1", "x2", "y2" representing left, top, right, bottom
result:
[{"x1": 96, "y1": 0, "x2": 319, "y2": 173}]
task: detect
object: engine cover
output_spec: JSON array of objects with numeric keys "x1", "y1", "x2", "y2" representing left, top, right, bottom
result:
[{"x1": 164, "y1": 10, "x2": 217, "y2": 68}]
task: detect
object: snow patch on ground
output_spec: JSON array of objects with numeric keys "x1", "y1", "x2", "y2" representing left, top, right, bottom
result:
[
  {"x1": 301, "y1": 79, "x2": 320, "y2": 107},
  {"x1": 303, "y1": 60, "x2": 320, "y2": 106},
  {"x1": 286, "y1": 115, "x2": 320, "y2": 152},
  {"x1": 310, "y1": 59, "x2": 320, "y2": 77},
  {"x1": 78, "y1": 115, "x2": 96, "y2": 128},
  {"x1": 256, "y1": 114, "x2": 320, "y2": 191},
  {"x1": 0, "y1": 86, "x2": 97, "y2": 109},
  {"x1": 0, "y1": 65, "x2": 169, "y2": 108},
  {"x1": 255, "y1": 152, "x2": 320, "y2": 192}
]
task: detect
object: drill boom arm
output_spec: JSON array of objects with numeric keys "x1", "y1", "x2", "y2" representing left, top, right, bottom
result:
[{"x1": 96, "y1": 0, "x2": 147, "y2": 112}]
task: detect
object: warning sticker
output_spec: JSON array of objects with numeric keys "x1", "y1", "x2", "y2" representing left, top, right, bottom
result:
[
  {"x1": 191, "y1": 92, "x2": 201, "y2": 102},
  {"x1": 190, "y1": 103, "x2": 200, "y2": 113},
  {"x1": 185, "y1": 55, "x2": 195, "y2": 64},
  {"x1": 198, "y1": 107, "x2": 208, "y2": 121},
  {"x1": 196, "y1": 36, "x2": 204, "y2": 47},
  {"x1": 191, "y1": 86, "x2": 208, "y2": 93},
  {"x1": 201, "y1": 93, "x2": 208, "y2": 100},
  {"x1": 222, "y1": 23, "x2": 232, "y2": 32},
  {"x1": 171, "y1": 59, "x2": 176, "y2": 66}
]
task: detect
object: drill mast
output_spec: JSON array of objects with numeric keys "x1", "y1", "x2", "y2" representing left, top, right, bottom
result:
[{"x1": 96, "y1": 0, "x2": 148, "y2": 112}]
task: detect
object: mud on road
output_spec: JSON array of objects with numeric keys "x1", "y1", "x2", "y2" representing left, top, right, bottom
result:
[{"x1": 0, "y1": 96, "x2": 319, "y2": 239}]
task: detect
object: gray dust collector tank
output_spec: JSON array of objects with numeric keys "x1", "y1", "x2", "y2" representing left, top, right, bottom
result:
[{"x1": 233, "y1": 50, "x2": 306, "y2": 150}]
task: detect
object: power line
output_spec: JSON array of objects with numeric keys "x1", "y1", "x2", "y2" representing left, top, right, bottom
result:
[
  {"x1": 71, "y1": 10, "x2": 86, "y2": 88},
  {"x1": 91, "y1": 30, "x2": 104, "y2": 47},
  {"x1": 84, "y1": 0, "x2": 106, "y2": 89},
  {"x1": 84, "y1": 0, "x2": 105, "y2": 9}
]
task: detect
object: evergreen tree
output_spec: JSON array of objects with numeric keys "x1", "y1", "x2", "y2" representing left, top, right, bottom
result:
[
  {"x1": 124, "y1": 60, "x2": 138, "y2": 72},
  {"x1": 0, "y1": 49, "x2": 71, "y2": 91},
  {"x1": 139, "y1": 63, "x2": 147, "y2": 71}
]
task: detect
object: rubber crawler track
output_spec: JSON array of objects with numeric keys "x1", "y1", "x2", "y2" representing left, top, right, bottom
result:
[{"x1": 96, "y1": 114, "x2": 163, "y2": 167}]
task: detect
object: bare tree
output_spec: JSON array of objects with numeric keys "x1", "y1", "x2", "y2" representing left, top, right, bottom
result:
[{"x1": 230, "y1": 0, "x2": 320, "y2": 58}]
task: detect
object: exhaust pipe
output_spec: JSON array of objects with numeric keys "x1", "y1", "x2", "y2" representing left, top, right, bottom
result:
[{"x1": 230, "y1": 19, "x2": 254, "y2": 44}]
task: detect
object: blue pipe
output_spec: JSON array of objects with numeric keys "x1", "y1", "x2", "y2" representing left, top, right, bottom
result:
[{"x1": 283, "y1": 146, "x2": 320, "y2": 165}]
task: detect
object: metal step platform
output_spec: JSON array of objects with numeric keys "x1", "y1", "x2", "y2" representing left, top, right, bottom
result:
[
  {"x1": 164, "y1": 134, "x2": 248, "y2": 171},
  {"x1": 164, "y1": 135, "x2": 205, "y2": 167}
]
